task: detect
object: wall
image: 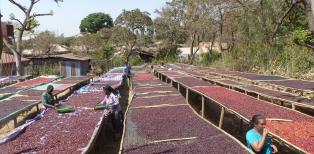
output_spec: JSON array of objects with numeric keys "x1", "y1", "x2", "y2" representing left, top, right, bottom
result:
[
  {"x1": 60, "y1": 60, "x2": 90, "y2": 77},
  {"x1": 0, "y1": 61, "x2": 29, "y2": 76}
]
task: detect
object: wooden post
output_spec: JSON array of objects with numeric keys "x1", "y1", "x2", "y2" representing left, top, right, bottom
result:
[
  {"x1": 292, "y1": 103, "x2": 296, "y2": 110},
  {"x1": 186, "y1": 88, "x2": 189, "y2": 102},
  {"x1": 257, "y1": 94, "x2": 260, "y2": 100},
  {"x1": 178, "y1": 84, "x2": 180, "y2": 91},
  {"x1": 201, "y1": 96, "x2": 205, "y2": 117},
  {"x1": 219, "y1": 107, "x2": 225, "y2": 128}
]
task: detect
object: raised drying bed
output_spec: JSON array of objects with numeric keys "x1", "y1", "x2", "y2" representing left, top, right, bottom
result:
[
  {"x1": 14, "y1": 76, "x2": 58, "y2": 88},
  {"x1": 192, "y1": 86, "x2": 314, "y2": 153},
  {"x1": 0, "y1": 92, "x2": 105, "y2": 153},
  {"x1": 121, "y1": 72, "x2": 251, "y2": 154},
  {"x1": 0, "y1": 76, "x2": 91, "y2": 136},
  {"x1": 163, "y1": 65, "x2": 314, "y2": 116},
  {"x1": 157, "y1": 68, "x2": 314, "y2": 153},
  {"x1": 0, "y1": 75, "x2": 31, "y2": 88},
  {"x1": 169, "y1": 63, "x2": 314, "y2": 99},
  {"x1": 0, "y1": 72, "x2": 123, "y2": 153}
]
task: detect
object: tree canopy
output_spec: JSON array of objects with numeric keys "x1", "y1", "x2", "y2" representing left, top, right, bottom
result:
[
  {"x1": 80, "y1": 12, "x2": 113, "y2": 33},
  {"x1": 113, "y1": 9, "x2": 153, "y2": 62}
]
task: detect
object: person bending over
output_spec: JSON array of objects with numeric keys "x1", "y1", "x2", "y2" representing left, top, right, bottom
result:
[
  {"x1": 41, "y1": 85, "x2": 59, "y2": 108},
  {"x1": 99, "y1": 85, "x2": 123, "y2": 139}
]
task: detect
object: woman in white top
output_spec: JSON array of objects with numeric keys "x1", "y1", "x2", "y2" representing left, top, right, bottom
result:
[{"x1": 100, "y1": 85, "x2": 123, "y2": 138}]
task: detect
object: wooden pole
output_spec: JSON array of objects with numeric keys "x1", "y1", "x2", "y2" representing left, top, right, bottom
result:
[
  {"x1": 292, "y1": 103, "x2": 296, "y2": 110},
  {"x1": 201, "y1": 96, "x2": 205, "y2": 117},
  {"x1": 186, "y1": 88, "x2": 189, "y2": 102},
  {"x1": 219, "y1": 107, "x2": 225, "y2": 128},
  {"x1": 178, "y1": 84, "x2": 180, "y2": 91}
]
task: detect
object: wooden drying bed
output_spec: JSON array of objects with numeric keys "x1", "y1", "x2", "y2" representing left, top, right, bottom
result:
[{"x1": 155, "y1": 69, "x2": 313, "y2": 154}]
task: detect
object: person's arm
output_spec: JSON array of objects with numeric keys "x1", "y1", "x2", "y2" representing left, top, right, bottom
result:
[
  {"x1": 43, "y1": 103, "x2": 56, "y2": 109},
  {"x1": 250, "y1": 129, "x2": 269, "y2": 152},
  {"x1": 98, "y1": 98, "x2": 105, "y2": 105}
]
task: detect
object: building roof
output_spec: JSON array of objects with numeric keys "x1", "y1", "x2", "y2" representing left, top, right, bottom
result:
[
  {"x1": 27, "y1": 52, "x2": 91, "y2": 61},
  {"x1": 23, "y1": 44, "x2": 70, "y2": 55},
  {"x1": 58, "y1": 53, "x2": 90, "y2": 61},
  {"x1": 0, "y1": 52, "x2": 30, "y2": 64}
]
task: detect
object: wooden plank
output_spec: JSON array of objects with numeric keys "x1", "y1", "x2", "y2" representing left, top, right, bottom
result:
[
  {"x1": 219, "y1": 107, "x2": 225, "y2": 128},
  {"x1": 130, "y1": 104, "x2": 188, "y2": 109},
  {"x1": 201, "y1": 96, "x2": 205, "y2": 117},
  {"x1": 186, "y1": 88, "x2": 189, "y2": 102}
]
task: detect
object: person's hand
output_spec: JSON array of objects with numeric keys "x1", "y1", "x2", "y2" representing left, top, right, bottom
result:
[
  {"x1": 263, "y1": 128, "x2": 269, "y2": 137},
  {"x1": 271, "y1": 144, "x2": 278, "y2": 153}
]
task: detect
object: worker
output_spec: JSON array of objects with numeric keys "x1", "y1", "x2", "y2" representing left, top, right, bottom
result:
[
  {"x1": 41, "y1": 85, "x2": 59, "y2": 108},
  {"x1": 99, "y1": 85, "x2": 123, "y2": 139},
  {"x1": 246, "y1": 114, "x2": 278, "y2": 154},
  {"x1": 123, "y1": 61, "x2": 131, "y2": 86}
]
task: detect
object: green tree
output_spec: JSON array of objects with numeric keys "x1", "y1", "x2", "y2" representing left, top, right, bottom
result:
[
  {"x1": 114, "y1": 9, "x2": 153, "y2": 62},
  {"x1": 30, "y1": 30, "x2": 61, "y2": 56},
  {"x1": 71, "y1": 33, "x2": 103, "y2": 55},
  {"x1": 154, "y1": 0, "x2": 187, "y2": 60},
  {"x1": 62, "y1": 36, "x2": 74, "y2": 47},
  {"x1": 80, "y1": 13, "x2": 113, "y2": 33},
  {"x1": 93, "y1": 42, "x2": 114, "y2": 60},
  {"x1": 92, "y1": 42, "x2": 115, "y2": 73},
  {"x1": 110, "y1": 26, "x2": 136, "y2": 61},
  {"x1": 3, "y1": 0, "x2": 62, "y2": 76}
]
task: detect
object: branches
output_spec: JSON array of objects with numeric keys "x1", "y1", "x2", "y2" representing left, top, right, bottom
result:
[
  {"x1": 10, "y1": 17, "x2": 24, "y2": 27},
  {"x1": 294, "y1": 39, "x2": 314, "y2": 50},
  {"x1": 31, "y1": 12, "x2": 53, "y2": 18},
  {"x1": 234, "y1": 0, "x2": 249, "y2": 10},
  {"x1": 3, "y1": 38, "x2": 18, "y2": 55},
  {"x1": 8, "y1": 0, "x2": 27, "y2": 13},
  {"x1": 271, "y1": 1, "x2": 300, "y2": 41}
]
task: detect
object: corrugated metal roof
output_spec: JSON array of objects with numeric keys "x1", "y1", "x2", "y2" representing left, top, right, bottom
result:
[{"x1": 27, "y1": 53, "x2": 90, "y2": 61}]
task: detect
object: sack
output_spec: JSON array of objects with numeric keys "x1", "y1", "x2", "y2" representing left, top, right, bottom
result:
[{"x1": 56, "y1": 105, "x2": 75, "y2": 113}]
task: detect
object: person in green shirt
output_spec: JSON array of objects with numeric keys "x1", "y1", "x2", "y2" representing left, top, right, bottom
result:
[{"x1": 41, "y1": 85, "x2": 59, "y2": 108}]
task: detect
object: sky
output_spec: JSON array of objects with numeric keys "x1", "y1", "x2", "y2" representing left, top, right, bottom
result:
[{"x1": 0, "y1": 0, "x2": 169, "y2": 36}]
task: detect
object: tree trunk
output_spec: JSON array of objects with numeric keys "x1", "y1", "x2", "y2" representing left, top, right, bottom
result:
[
  {"x1": 126, "y1": 48, "x2": 132, "y2": 63},
  {"x1": 210, "y1": 32, "x2": 216, "y2": 52},
  {"x1": 13, "y1": 52, "x2": 23, "y2": 76},
  {"x1": 190, "y1": 32, "x2": 196, "y2": 62},
  {"x1": 219, "y1": 8, "x2": 224, "y2": 52},
  {"x1": 304, "y1": 0, "x2": 314, "y2": 32},
  {"x1": 0, "y1": 14, "x2": 3, "y2": 58},
  {"x1": 15, "y1": 30, "x2": 24, "y2": 76}
]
